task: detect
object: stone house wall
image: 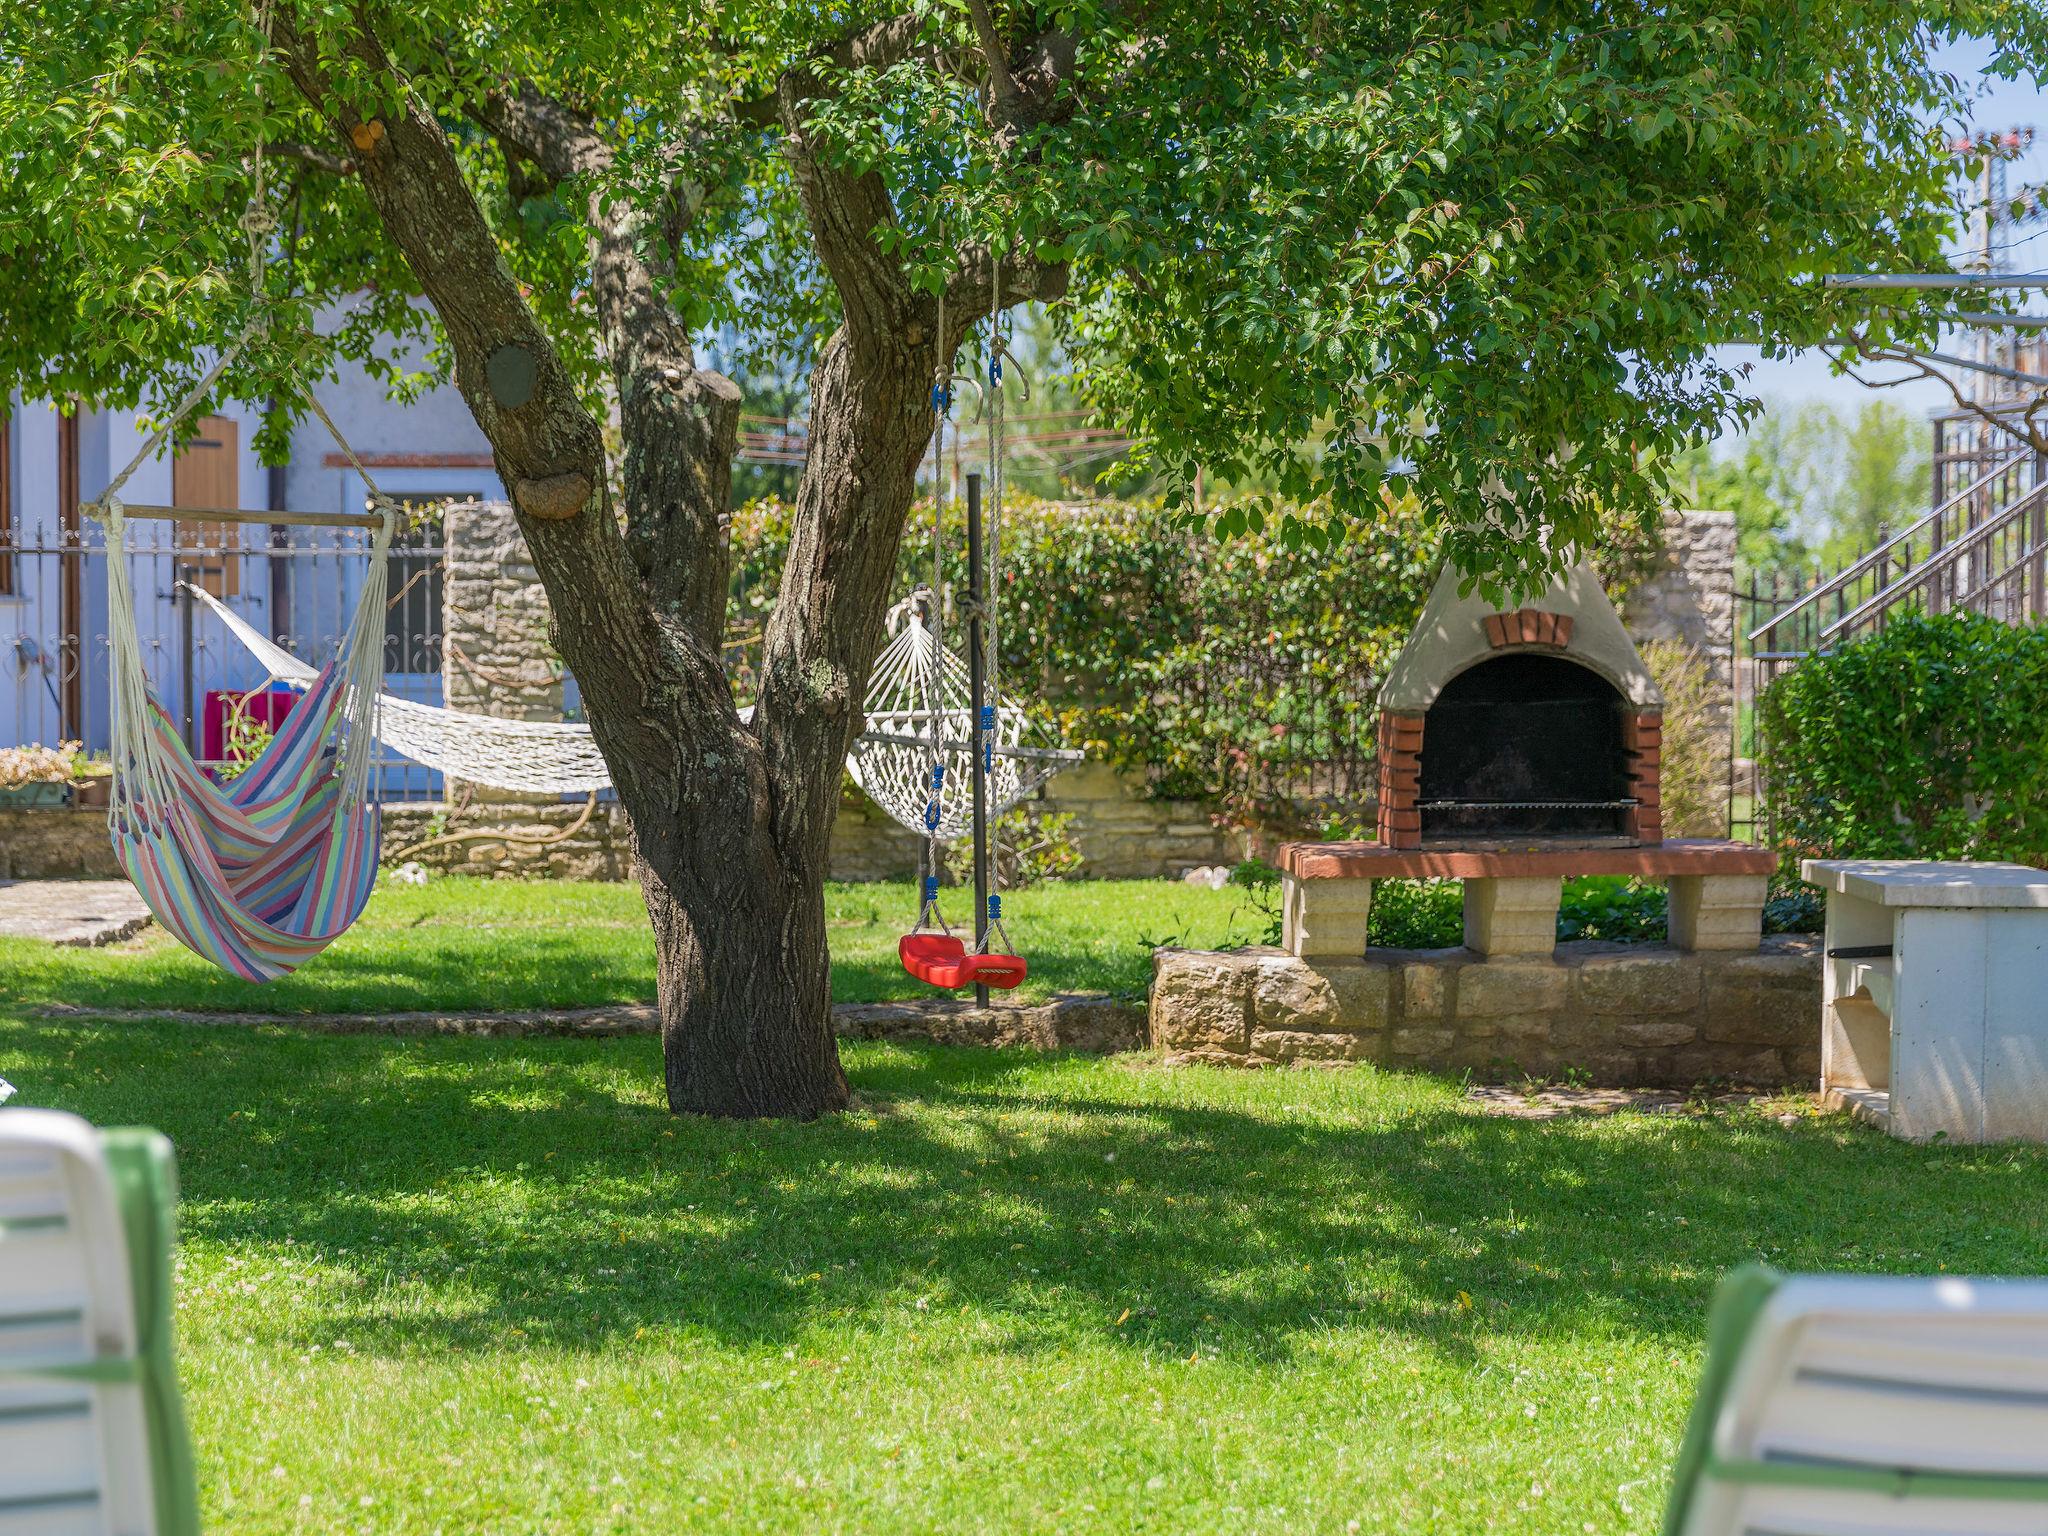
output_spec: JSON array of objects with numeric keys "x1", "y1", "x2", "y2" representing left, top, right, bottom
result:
[{"x1": 1152, "y1": 936, "x2": 1820, "y2": 1086}]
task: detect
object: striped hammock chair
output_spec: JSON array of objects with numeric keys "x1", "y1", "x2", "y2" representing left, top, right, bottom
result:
[{"x1": 103, "y1": 497, "x2": 393, "y2": 981}]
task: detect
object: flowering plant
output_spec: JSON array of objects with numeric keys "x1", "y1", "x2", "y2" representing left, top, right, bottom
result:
[{"x1": 0, "y1": 742, "x2": 82, "y2": 789}]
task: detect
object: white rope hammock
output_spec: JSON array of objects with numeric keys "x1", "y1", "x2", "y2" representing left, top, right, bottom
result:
[
  {"x1": 191, "y1": 583, "x2": 1081, "y2": 824},
  {"x1": 845, "y1": 600, "x2": 1077, "y2": 842},
  {"x1": 187, "y1": 584, "x2": 615, "y2": 794}
]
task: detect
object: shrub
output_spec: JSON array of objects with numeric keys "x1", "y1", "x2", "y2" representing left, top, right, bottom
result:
[
  {"x1": 944, "y1": 807, "x2": 1086, "y2": 889},
  {"x1": 1367, "y1": 878, "x2": 1465, "y2": 948},
  {"x1": 1758, "y1": 612, "x2": 2048, "y2": 868},
  {"x1": 1556, "y1": 877, "x2": 1666, "y2": 942},
  {"x1": 1639, "y1": 638, "x2": 1727, "y2": 837}
]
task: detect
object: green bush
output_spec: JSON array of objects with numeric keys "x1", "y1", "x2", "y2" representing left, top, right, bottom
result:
[
  {"x1": 1758, "y1": 613, "x2": 2048, "y2": 868},
  {"x1": 1639, "y1": 638, "x2": 1728, "y2": 838},
  {"x1": 732, "y1": 492, "x2": 1436, "y2": 815},
  {"x1": 1366, "y1": 879, "x2": 1466, "y2": 948}
]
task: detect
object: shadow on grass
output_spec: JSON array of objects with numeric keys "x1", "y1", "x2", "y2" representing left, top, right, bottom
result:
[{"x1": 7, "y1": 1018, "x2": 2047, "y2": 1370}]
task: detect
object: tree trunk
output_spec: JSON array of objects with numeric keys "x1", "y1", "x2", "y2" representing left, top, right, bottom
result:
[{"x1": 640, "y1": 846, "x2": 848, "y2": 1120}]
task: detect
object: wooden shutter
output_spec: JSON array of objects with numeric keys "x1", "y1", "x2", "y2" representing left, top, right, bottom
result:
[{"x1": 173, "y1": 415, "x2": 241, "y2": 598}]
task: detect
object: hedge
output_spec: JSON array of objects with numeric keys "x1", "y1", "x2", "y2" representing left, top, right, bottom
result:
[
  {"x1": 1758, "y1": 612, "x2": 2048, "y2": 868},
  {"x1": 729, "y1": 493, "x2": 1662, "y2": 820}
]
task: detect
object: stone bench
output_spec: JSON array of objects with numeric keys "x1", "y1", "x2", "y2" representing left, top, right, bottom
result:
[
  {"x1": 1276, "y1": 839, "x2": 1778, "y2": 959},
  {"x1": 1807, "y1": 858, "x2": 2048, "y2": 1143}
]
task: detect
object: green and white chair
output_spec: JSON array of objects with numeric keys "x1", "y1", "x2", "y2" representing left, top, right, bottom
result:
[
  {"x1": 1665, "y1": 1264, "x2": 2048, "y2": 1536},
  {"x1": 0, "y1": 1110, "x2": 199, "y2": 1535}
]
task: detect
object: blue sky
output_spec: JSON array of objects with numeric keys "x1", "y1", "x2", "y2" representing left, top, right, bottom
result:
[{"x1": 1708, "y1": 35, "x2": 2047, "y2": 435}]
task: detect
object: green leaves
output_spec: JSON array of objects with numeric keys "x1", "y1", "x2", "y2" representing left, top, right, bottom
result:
[
  {"x1": 1759, "y1": 613, "x2": 2048, "y2": 868},
  {"x1": 0, "y1": 0, "x2": 2023, "y2": 596}
]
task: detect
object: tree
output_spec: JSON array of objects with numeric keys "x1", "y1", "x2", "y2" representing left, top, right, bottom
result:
[
  {"x1": 2, "y1": 2, "x2": 2035, "y2": 1117},
  {"x1": 1670, "y1": 398, "x2": 1933, "y2": 571},
  {"x1": 1828, "y1": 399, "x2": 1931, "y2": 562}
]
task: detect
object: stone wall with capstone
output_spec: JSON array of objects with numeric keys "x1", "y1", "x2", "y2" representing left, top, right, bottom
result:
[{"x1": 1151, "y1": 936, "x2": 1820, "y2": 1085}]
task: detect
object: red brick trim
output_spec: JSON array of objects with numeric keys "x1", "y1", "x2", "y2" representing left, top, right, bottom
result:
[
  {"x1": 1277, "y1": 838, "x2": 1772, "y2": 880},
  {"x1": 1484, "y1": 608, "x2": 1575, "y2": 650},
  {"x1": 1374, "y1": 709, "x2": 1426, "y2": 850},
  {"x1": 1624, "y1": 710, "x2": 1663, "y2": 847},
  {"x1": 320, "y1": 451, "x2": 496, "y2": 469}
]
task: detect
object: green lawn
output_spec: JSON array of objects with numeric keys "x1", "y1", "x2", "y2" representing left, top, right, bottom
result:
[
  {"x1": 3, "y1": 1020, "x2": 2045, "y2": 1533},
  {"x1": 0, "y1": 877, "x2": 1268, "y2": 1015}
]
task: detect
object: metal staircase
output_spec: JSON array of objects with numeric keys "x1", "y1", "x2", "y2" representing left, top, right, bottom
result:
[{"x1": 1746, "y1": 415, "x2": 2048, "y2": 676}]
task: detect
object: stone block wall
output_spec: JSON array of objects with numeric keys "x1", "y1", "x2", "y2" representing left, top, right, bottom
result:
[
  {"x1": 824, "y1": 761, "x2": 1237, "y2": 883},
  {"x1": 440, "y1": 500, "x2": 568, "y2": 805},
  {"x1": 0, "y1": 809, "x2": 122, "y2": 880},
  {"x1": 1623, "y1": 507, "x2": 1736, "y2": 738},
  {"x1": 1151, "y1": 936, "x2": 1821, "y2": 1086},
  {"x1": 381, "y1": 802, "x2": 637, "y2": 881}
]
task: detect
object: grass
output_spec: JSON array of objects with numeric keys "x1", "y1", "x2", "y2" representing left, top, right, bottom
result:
[
  {"x1": 0, "y1": 876, "x2": 1271, "y2": 1015},
  {"x1": 3, "y1": 1019, "x2": 2046, "y2": 1533}
]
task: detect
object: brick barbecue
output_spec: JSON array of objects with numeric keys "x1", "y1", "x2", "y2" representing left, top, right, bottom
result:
[{"x1": 1374, "y1": 563, "x2": 1663, "y2": 850}]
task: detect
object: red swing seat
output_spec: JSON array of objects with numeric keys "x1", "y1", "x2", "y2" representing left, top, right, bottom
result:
[{"x1": 899, "y1": 932, "x2": 1028, "y2": 991}]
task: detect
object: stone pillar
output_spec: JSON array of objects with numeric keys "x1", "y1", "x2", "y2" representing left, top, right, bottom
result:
[
  {"x1": 1463, "y1": 877, "x2": 1560, "y2": 957},
  {"x1": 440, "y1": 499, "x2": 565, "y2": 805},
  {"x1": 1668, "y1": 873, "x2": 1767, "y2": 952},
  {"x1": 1281, "y1": 874, "x2": 1373, "y2": 960},
  {"x1": 1623, "y1": 508, "x2": 1736, "y2": 746}
]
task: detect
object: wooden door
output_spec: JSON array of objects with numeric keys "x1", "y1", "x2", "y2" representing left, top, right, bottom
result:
[{"x1": 173, "y1": 415, "x2": 240, "y2": 597}]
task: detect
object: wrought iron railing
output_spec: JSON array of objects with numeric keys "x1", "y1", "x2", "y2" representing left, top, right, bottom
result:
[{"x1": 2, "y1": 516, "x2": 447, "y2": 801}]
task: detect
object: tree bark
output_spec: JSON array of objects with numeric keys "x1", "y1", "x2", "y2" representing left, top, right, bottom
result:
[{"x1": 275, "y1": 16, "x2": 866, "y2": 1118}]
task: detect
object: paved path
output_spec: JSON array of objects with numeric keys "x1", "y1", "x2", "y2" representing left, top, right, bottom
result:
[{"x1": 0, "y1": 880, "x2": 151, "y2": 947}]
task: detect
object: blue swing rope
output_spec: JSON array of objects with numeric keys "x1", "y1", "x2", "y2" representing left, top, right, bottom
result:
[
  {"x1": 976, "y1": 251, "x2": 1017, "y2": 959},
  {"x1": 915, "y1": 288, "x2": 953, "y2": 936}
]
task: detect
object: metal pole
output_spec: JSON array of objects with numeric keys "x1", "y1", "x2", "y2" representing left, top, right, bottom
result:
[
  {"x1": 1823, "y1": 274, "x2": 2048, "y2": 288},
  {"x1": 965, "y1": 472, "x2": 991, "y2": 1008},
  {"x1": 179, "y1": 581, "x2": 196, "y2": 754}
]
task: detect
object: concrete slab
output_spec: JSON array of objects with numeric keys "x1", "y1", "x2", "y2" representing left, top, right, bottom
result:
[
  {"x1": 1803, "y1": 859, "x2": 2048, "y2": 909},
  {"x1": 0, "y1": 880, "x2": 152, "y2": 947}
]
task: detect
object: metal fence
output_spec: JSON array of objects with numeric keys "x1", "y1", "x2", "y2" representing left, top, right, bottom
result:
[{"x1": 3, "y1": 515, "x2": 447, "y2": 800}]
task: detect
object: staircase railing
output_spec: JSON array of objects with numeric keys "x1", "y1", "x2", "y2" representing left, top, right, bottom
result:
[
  {"x1": 1746, "y1": 441, "x2": 2047, "y2": 666},
  {"x1": 1731, "y1": 423, "x2": 2048, "y2": 846}
]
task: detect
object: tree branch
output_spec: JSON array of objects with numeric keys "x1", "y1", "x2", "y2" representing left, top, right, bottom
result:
[
  {"x1": 269, "y1": 12, "x2": 741, "y2": 794},
  {"x1": 269, "y1": 141, "x2": 356, "y2": 177},
  {"x1": 962, "y1": 0, "x2": 1031, "y2": 136},
  {"x1": 471, "y1": 85, "x2": 743, "y2": 645},
  {"x1": 1827, "y1": 340, "x2": 2048, "y2": 455}
]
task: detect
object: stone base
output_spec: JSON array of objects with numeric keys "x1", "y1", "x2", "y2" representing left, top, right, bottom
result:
[
  {"x1": 0, "y1": 810, "x2": 123, "y2": 880},
  {"x1": 1150, "y1": 937, "x2": 1822, "y2": 1086}
]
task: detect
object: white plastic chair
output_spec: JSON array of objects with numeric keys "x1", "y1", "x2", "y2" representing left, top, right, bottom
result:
[
  {"x1": 1666, "y1": 1266, "x2": 2048, "y2": 1536},
  {"x1": 0, "y1": 1110, "x2": 197, "y2": 1535}
]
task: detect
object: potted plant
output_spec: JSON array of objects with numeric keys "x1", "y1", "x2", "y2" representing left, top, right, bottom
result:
[
  {"x1": 0, "y1": 742, "x2": 81, "y2": 809},
  {"x1": 71, "y1": 754, "x2": 114, "y2": 808}
]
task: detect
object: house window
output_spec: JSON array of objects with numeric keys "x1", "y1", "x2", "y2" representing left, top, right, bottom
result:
[{"x1": 172, "y1": 414, "x2": 241, "y2": 598}]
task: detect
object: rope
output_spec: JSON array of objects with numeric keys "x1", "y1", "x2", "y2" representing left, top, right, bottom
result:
[
  {"x1": 974, "y1": 250, "x2": 1019, "y2": 956},
  {"x1": 916, "y1": 288, "x2": 953, "y2": 933}
]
